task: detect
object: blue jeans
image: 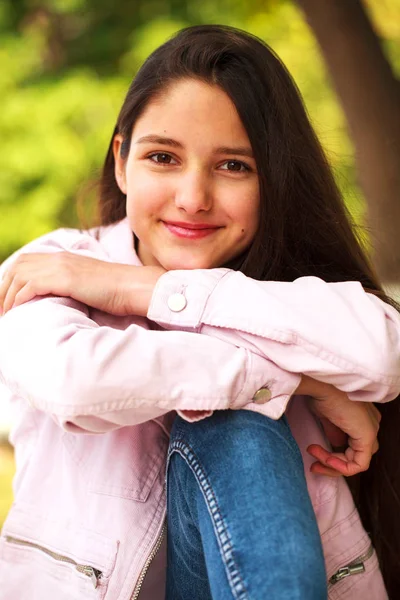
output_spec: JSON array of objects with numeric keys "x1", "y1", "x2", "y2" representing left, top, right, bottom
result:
[{"x1": 165, "y1": 410, "x2": 327, "y2": 600}]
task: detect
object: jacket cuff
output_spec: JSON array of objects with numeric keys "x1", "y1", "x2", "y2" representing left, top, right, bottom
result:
[
  {"x1": 235, "y1": 352, "x2": 302, "y2": 420},
  {"x1": 178, "y1": 352, "x2": 301, "y2": 423},
  {"x1": 148, "y1": 269, "x2": 230, "y2": 330}
]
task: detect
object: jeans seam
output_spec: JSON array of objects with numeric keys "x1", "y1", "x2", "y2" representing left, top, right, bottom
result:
[{"x1": 167, "y1": 439, "x2": 249, "y2": 600}]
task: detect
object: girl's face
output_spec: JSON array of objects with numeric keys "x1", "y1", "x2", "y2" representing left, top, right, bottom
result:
[{"x1": 113, "y1": 79, "x2": 260, "y2": 270}]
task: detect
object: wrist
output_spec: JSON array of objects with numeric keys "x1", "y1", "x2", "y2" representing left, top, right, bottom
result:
[
  {"x1": 294, "y1": 375, "x2": 333, "y2": 399},
  {"x1": 125, "y1": 266, "x2": 166, "y2": 317}
]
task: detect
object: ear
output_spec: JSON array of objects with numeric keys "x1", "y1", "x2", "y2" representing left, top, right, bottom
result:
[{"x1": 112, "y1": 134, "x2": 128, "y2": 194}]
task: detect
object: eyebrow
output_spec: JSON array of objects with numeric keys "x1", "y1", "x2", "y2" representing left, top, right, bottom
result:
[{"x1": 135, "y1": 135, "x2": 254, "y2": 158}]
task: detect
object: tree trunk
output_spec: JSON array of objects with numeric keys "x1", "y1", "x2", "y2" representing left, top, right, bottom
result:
[{"x1": 295, "y1": 0, "x2": 400, "y2": 288}]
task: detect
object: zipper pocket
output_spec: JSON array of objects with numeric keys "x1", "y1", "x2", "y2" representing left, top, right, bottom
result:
[
  {"x1": 130, "y1": 520, "x2": 167, "y2": 600},
  {"x1": 328, "y1": 543, "x2": 374, "y2": 587},
  {"x1": 5, "y1": 535, "x2": 103, "y2": 588}
]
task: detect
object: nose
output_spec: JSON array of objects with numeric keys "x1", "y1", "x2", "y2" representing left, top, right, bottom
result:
[{"x1": 174, "y1": 171, "x2": 212, "y2": 214}]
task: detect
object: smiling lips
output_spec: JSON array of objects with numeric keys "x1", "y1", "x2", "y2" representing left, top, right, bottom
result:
[{"x1": 163, "y1": 221, "x2": 222, "y2": 239}]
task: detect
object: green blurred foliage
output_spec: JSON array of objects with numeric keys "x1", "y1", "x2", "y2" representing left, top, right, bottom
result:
[{"x1": 0, "y1": 0, "x2": 399, "y2": 261}]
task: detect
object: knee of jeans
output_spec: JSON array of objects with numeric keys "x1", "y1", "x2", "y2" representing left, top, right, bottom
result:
[{"x1": 170, "y1": 411, "x2": 303, "y2": 472}]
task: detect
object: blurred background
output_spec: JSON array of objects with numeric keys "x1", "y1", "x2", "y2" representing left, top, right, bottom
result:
[{"x1": 0, "y1": 0, "x2": 399, "y2": 524}]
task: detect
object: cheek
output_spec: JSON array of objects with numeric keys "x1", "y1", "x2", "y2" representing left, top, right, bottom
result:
[
  {"x1": 125, "y1": 171, "x2": 169, "y2": 219},
  {"x1": 235, "y1": 199, "x2": 260, "y2": 241}
]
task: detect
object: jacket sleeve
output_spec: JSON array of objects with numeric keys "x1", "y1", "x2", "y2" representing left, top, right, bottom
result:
[
  {"x1": 148, "y1": 269, "x2": 400, "y2": 403},
  {"x1": 0, "y1": 237, "x2": 300, "y2": 433}
]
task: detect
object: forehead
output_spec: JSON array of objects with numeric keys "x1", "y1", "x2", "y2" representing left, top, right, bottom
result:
[{"x1": 131, "y1": 78, "x2": 250, "y2": 146}]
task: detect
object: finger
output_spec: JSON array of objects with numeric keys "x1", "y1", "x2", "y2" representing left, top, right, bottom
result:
[
  {"x1": 307, "y1": 444, "x2": 346, "y2": 464},
  {"x1": 307, "y1": 444, "x2": 346, "y2": 476},
  {"x1": 345, "y1": 435, "x2": 374, "y2": 470},
  {"x1": 325, "y1": 455, "x2": 357, "y2": 475},
  {"x1": 9, "y1": 283, "x2": 39, "y2": 310},
  {"x1": 308, "y1": 443, "x2": 369, "y2": 477},
  {"x1": 0, "y1": 272, "x2": 13, "y2": 311},
  {"x1": 2, "y1": 277, "x2": 26, "y2": 314},
  {"x1": 310, "y1": 461, "x2": 343, "y2": 477},
  {"x1": 325, "y1": 444, "x2": 372, "y2": 476}
]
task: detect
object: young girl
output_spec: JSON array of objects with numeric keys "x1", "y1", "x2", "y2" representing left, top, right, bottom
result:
[{"x1": 0, "y1": 25, "x2": 399, "y2": 600}]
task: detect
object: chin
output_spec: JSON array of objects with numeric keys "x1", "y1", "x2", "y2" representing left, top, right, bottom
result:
[{"x1": 159, "y1": 254, "x2": 216, "y2": 271}]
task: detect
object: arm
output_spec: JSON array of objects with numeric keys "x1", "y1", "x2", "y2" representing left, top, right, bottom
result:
[
  {"x1": 2, "y1": 233, "x2": 398, "y2": 435},
  {"x1": 0, "y1": 244, "x2": 385, "y2": 478},
  {"x1": 0, "y1": 238, "x2": 299, "y2": 433},
  {"x1": 0, "y1": 296, "x2": 293, "y2": 431},
  {"x1": 148, "y1": 269, "x2": 400, "y2": 403}
]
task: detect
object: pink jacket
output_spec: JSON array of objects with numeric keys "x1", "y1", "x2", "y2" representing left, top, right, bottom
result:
[{"x1": 1, "y1": 217, "x2": 399, "y2": 600}]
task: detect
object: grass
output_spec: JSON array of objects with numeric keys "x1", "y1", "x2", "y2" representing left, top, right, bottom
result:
[{"x1": 0, "y1": 442, "x2": 14, "y2": 527}]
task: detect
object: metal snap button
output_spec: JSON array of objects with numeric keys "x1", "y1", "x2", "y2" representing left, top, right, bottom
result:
[
  {"x1": 167, "y1": 293, "x2": 187, "y2": 312},
  {"x1": 252, "y1": 388, "x2": 272, "y2": 404}
]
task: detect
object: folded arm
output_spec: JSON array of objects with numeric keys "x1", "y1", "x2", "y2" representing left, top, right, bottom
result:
[
  {"x1": 149, "y1": 269, "x2": 400, "y2": 403},
  {"x1": 0, "y1": 294, "x2": 295, "y2": 433}
]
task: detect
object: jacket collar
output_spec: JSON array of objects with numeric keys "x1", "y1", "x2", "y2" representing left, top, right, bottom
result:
[{"x1": 98, "y1": 217, "x2": 143, "y2": 267}]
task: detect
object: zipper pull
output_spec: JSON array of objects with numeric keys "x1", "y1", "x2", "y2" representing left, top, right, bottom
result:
[
  {"x1": 329, "y1": 562, "x2": 365, "y2": 585},
  {"x1": 79, "y1": 566, "x2": 102, "y2": 588}
]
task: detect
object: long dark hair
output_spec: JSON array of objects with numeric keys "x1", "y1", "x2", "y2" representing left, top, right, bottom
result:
[{"x1": 94, "y1": 24, "x2": 400, "y2": 596}]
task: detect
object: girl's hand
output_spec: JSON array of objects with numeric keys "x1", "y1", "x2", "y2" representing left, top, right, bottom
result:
[
  {"x1": 0, "y1": 252, "x2": 166, "y2": 317},
  {"x1": 296, "y1": 375, "x2": 381, "y2": 477}
]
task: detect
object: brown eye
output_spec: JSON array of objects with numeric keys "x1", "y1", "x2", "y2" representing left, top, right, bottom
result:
[
  {"x1": 149, "y1": 153, "x2": 175, "y2": 164},
  {"x1": 220, "y1": 160, "x2": 249, "y2": 173}
]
